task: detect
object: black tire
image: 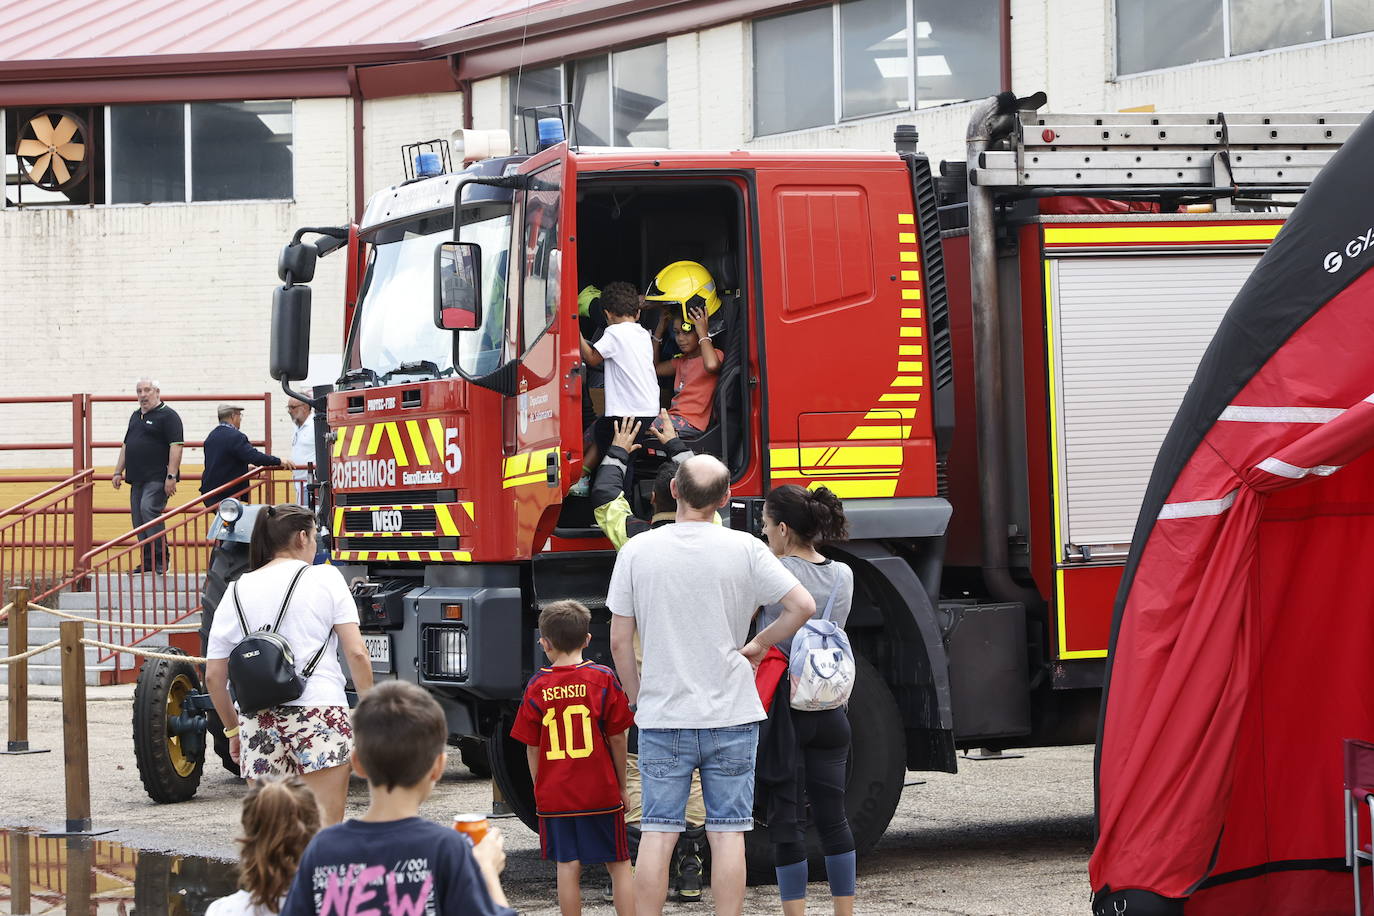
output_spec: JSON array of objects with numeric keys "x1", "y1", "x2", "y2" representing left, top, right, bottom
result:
[
  {"x1": 746, "y1": 656, "x2": 906, "y2": 882},
  {"x1": 132, "y1": 648, "x2": 205, "y2": 804},
  {"x1": 459, "y1": 737, "x2": 493, "y2": 778},
  {"x1": 489, "y1": 719, "x2": 538, "y2": 830},
  {"x1": 201, "y1": 540, "x2": 250, "y2": 777}
]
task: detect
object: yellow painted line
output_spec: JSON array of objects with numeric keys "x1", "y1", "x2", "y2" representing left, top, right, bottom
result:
[
  {"x1": 1043, "y1": 223, "x2": 1281, "y2": 245},
  {"x1": 809, "y1": 478, "x2": 898, "y2": 498},
  {"x1": 1045, "y1": 258, "x2": 1074, "y2": 660},
  {"x1": 897, "y1": 361, "x2": 924, "y2": 373},
  {"x1": 503, "y1": 472, "x2": 546, "y2": 488},
  {"x1": 332, "y1": 430, "x2": 347, "y2": 457},
  {"x1": 769, "y1": 445, "x2": 904, "y2": 469},
  {"x1": 866, "y1": 408, "x2": 916, "y2": 420},
  {"x1": 454, "y1": 551, "x2": 472, "y2": 562},
  {"x1": 333, "y1": 507, "x2": 344, "y2": 537},
  {"x1": 407, "y1": 551, "x2": 421, "y2": 561},
  {"x1": 899, "y1": 327, "x2": 923, "y2": 338},
  {"x1": 897, "y1": 213, "x2": 914, "y2": 225},
  {"x1": 435, "y1": 505, "x2": 459, "y2": 536},
  {"x1": 901, "y1": 288, "x2": 922, "y2": 300},
  {"x1": 461, "y1": 501, "x2": 475, "y2": 520},
  {"x1": 891, "y1": 376, "x2": 924, "y2": 387},
  {"x1": 901, "y1": 308, "x2": 922, "y2": 319},
  {"x1": 366, "y1": 424, "x2": 386, "y2": 455},
  {"x1": 347, "y1": 425, "x2": 367, "y2": 457},
  {"x1": 899, "y1": 344, "x2": 923, "y2": 356},
  {"x1": 429, "y1": 551, "x2": 443, "y2": 561},
  {"x1": 847, "y1": 425, "x2": 913, "y2": 440},
  {"x1": 901, "y1": 270, "x2": 921, "y2": 281},
  {"x1": 385, "y1": 422, "x2": 410, "y2": 466},
  {"x1": 899, "y1": 232, "x2": 917, "y2": 244},
  {"x1": 427, "y1": 418, "x2": 446, "y2": 460},
  {"x1": 504, "y1": 454, "x2": 529, "y2": 477},
  {"x1": 899, "y1": 251, "x2": 920, "y2": 262},
  {"x1": 879, "y1": 392, "x2": 921, "y2": 402},
  {"x1": 406, "y1": 420, "x2": 432, "y2": 465}
]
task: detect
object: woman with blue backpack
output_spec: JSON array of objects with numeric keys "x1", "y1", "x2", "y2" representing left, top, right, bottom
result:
[{"x1": 756, "y1": 484, "x2": 857, "y2": 916}]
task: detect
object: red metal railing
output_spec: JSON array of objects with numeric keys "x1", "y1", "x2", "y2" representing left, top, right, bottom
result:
[
  {"x1": 76, "y1": 467, "x2": 299, "y2": 681},
  {"x1": 0, "y1": 470, "x2": 96, "y2": 603}
]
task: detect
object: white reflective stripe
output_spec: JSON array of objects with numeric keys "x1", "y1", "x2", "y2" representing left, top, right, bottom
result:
[
  {"x1": 1218, "y1": 405, "x2": 1346, "y2": 423},
  {"x1": 1256, "y1": 457, "x2": 1342, "y2": 479},
  {"x1": 1158, "y1": 489, "x2": 1238, "y2": 520}
]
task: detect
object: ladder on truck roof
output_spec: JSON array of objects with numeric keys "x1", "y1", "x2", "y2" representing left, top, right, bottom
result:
[{"x1": 970, "y1": 110, "x2": 1364, "y2": 209}]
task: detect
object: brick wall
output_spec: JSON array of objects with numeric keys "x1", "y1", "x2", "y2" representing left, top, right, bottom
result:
[{"x1": 362, "y1": 92, "x2": 466, "y2": 199}]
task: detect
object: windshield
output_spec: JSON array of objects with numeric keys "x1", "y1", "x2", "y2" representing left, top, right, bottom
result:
[{"x1": 348, "y1": 208, "x2": 512, "y2": 383}]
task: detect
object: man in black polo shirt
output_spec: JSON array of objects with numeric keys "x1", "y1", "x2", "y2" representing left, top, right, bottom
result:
[{"x1": 112, "y1": 378, "x2": 184, "y2": 574}]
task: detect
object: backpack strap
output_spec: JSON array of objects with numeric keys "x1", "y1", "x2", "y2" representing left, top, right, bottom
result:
[
  {"x1": 819, "y1": 572, "x2": 842, "y2": 622},
  {"x1": 268, "y1": 564, "x2": 311, "y2": 633},
  {"x1": 301, "y1": 632, "x2": 334, "y2": 678},
  {"x1": 231, "y1": 581, "x2": 250, "y2": 637}
]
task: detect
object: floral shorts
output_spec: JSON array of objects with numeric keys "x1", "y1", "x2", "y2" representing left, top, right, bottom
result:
[{"x1": 240, "y1": 705, "x2": 352, "y2": 779}]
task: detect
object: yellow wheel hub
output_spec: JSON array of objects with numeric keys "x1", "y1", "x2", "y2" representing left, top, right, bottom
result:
[{"x1": 165, "y1": 674, "x2": 197, "y2": 778}]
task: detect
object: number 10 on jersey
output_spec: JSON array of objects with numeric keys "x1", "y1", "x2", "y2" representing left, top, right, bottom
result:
[{"x1": 542, "y1": 704, "x2": 593, "y2": 760}]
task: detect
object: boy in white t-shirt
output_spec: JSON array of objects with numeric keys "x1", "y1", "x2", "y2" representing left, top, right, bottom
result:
[{"x1": 572, "y1": 280, "x2": 661, "y2": 496}]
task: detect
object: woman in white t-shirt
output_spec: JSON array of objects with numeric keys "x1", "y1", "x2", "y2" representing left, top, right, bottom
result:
[
  {"x1": 206, "y1": 504, "x2": 374, "y2": 825},
  {"x1": 207, "y1": 775, "x2": 320, "y2": 916}
]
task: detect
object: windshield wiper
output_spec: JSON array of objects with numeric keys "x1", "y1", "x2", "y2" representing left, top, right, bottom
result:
[
  {"x1": 379, "y1": 360, "x2": 442, "y2": 384},
  {"x1": 339, "y1": 367, "x2": 380, "y2": 390}
]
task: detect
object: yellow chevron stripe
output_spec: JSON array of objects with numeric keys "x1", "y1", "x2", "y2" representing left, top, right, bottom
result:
[
  {"x1": 891, "y1": 376, "x2": 924, "y2": 387},
  {"x1": 406, "y1": 420, "x2": 432, "y2": 465},
  {"x1": 435, "y1": 505, "x2": 459, "y2": 536},
  {"x1": 901, "y1": 270, "x2": 921, "y2": 281},
  {"x1": 897, "y1": 213, "x2": 914, "y2": 225},
  {"x1": 900, "y1": 251, "x2": 920, "y2": 262},
  {"x1": 879, "y1": 392, "x2": 921, "y2": 402},
  {"x1": 901, "y1": 308, "x2": 922, "y2": 319},
  {"x1": 385, "y1": 422, "x2": 410, "y2": 466},
  {"x1": 901, "y1": 289, "x2": 921, "y2": 300},
  {"x1": 333, "y1": 507, "x2": 344, "y2": 537},
  {"x1": 366, "y1": 424, "x2": 386, "y2": 455},
  {"x1": 770, "y1": 446, "x2": 904, "y2": 469},
  {"x1": 505, "y1": 453, "x2": 529, "y2": 477},
  {"x1": 461, "y1": 501, "x2": 475, "y2": 520},
  {"x1": 767, "y1": 477, "x2": 899, "y2": 498},
  {"x1": 899, "y1": 345, "x2": 923, "y2": 356},
  {"x1": 866, "y1": 408, "x2": 916, "y2": 419},
  {"x1": 427, "y1": 418, "x2": 445, "y2": 461},
  {"x1": 897, "y1": 361, "x2": 924, "y2": 373},
  {"x1": 899, "y1": 232, "x2": 917, "y2": 244},
  {"x1": 503, "y1": 472, "x2": 546, "y2": 488},
  {"x1": 333, "y1": 429, "x2": 347, "y2": 457},
  {"x1": 429, "y1": 551, "x2": 443, "y2": 561},
  {"x1": 899, "y1": 327, "x2": 923, "y2": 337},
  {"x1": 347, "y1": 425, "x2": 367, "y2": 457},
  {"x1": 848, "y1": 425, "x2": 913, "y2": 440}
]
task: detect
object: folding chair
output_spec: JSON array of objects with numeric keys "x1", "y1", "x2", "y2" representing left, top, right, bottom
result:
[{"x1": 1344, "y1": 738, "x2": 1374, "y2": 915}]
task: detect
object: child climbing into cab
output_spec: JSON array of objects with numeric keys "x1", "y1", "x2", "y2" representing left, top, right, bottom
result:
[{"x1": 647, "y1": 261, "x2": 724, "y2": 441}]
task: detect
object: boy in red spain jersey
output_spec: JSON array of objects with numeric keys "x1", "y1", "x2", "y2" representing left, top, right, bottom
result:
[{"x1": 512, "y1": 600, "x2": 637, "y2": 915}]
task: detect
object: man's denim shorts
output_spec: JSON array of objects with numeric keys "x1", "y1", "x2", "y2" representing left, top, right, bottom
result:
[{"x1": 637, "y1": 723, "x2": 759, "y2": 833}]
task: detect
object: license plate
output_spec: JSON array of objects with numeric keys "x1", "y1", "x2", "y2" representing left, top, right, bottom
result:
[{"x1": 363, "y1": 634, "x2": 392, "y2": 672}]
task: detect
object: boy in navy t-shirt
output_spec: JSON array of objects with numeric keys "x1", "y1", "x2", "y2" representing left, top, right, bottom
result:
[
  {"x1": 512, "y1": 600, "x2": 637, "y2": 915},
  {"x1": 280, "y1": 682, "x2": 515, "y2": 916}
]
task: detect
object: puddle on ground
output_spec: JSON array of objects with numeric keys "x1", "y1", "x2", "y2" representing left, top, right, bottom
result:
[{"x1": 0, "y1": 828, "x2": 239, "y2": 915}]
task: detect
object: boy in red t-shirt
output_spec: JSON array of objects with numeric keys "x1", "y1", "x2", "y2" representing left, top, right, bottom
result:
[
  {"x1": 653, "y1": 303, "x2": 723, "y2": 439},
  {"x1": 512, "y1": 601, "x2": 637, "y2": 915}
]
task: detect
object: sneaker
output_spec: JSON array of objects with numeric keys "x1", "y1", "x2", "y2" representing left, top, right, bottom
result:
[
  {"x1": 677, "y1": 847, "x2": 704, "y2": 902},
  {"x1": 602, "y1": 880, "x2": 615, "y2": 904},
  {"x1": 568, "y1": 475, "x2": 591, "y2": 497}
]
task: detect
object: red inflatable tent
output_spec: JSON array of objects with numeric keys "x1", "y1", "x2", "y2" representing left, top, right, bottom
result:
[{"x1": 1091, "y1": 109, "x2": 1374, "y2": 916}]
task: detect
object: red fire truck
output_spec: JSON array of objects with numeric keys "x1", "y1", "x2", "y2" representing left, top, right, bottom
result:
[{"x1": 247, "y1": 92, "x2": 1349, "y2": 857}]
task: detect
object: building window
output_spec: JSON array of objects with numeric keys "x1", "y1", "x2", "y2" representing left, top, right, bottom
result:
[
  {"x1": 509, "y1": 43, "x2": 669, "y2": 153},
  {"x1": 3, "y1": 99, "x2": 292, "y2": 208},
  {"x1": 1116, "y1": 0, "x2": 1374, "y2": 75},
  {"x1": 753, "y1": 0, "x2": 1000, "y2": 138}
]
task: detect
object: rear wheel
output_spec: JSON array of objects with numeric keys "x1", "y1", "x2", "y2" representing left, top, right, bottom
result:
[
  {"x1": 746, "y1": 656, "x2": 906, "y2": 881},
  {"x1": 132, "y1": 649, "x2": 205, "y2": 803},
  {"x1": 489, "y1": 719, "x2": 538, "y2": 830},
  {"x1": 459, "y1": 737, "x2": 493, "y2": 778}
]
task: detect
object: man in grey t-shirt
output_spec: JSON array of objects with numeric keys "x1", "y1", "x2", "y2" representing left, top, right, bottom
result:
[{"x1": 610, "y1": 455, "x2": 815, "y2": 916}]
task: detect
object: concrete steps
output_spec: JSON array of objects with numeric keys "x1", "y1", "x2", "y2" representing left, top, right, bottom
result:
[{"x1": 2, "y1": 581, "x2": 202, "y2": 686}]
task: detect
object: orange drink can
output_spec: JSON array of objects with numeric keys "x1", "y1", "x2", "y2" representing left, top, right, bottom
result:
[{"x1": 454, "y1": 814, "x2": 489, "y2": 845}]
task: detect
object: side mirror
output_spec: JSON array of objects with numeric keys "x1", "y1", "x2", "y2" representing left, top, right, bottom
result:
[
  {"x1": 271, "y1": 284, "x2": 312, "y2": 381},
  {"x1": 278, "y1": 240, "x2": 318, "y2": 284},
  {"x1": 435, "y1": 241, "x2": 482, "y2": 331}
]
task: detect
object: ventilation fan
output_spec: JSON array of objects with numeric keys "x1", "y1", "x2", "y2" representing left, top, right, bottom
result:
[{"x1": 15, "y1": 109, "x2": 89, "y2": 191}]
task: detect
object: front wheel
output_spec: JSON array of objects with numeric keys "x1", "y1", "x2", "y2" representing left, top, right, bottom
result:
[
  {"x1": 746, "y1": 656, "x2": 906, "y2": 880},
  {"x1": 489, "y1": 721, "x2": 538, "y2": 830},
  {"x1": 132, "y1": 648, "x2": 205, "y2": 803}
]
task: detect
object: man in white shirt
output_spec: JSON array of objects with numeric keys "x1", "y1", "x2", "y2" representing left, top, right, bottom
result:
[{"x1": 287, "y1": 398, "x2": 316, "y2": 507}]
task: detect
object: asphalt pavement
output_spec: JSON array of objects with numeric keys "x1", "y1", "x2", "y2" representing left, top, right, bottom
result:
[{"x1": 0, "y1": 685, "x2": 1095, "y2": 914}]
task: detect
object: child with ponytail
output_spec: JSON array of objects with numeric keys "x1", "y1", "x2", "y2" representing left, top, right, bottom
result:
[
  {"x1": 209, "y1": 776, "x2": 320, "y2": 916},
  {"x1": 757, "y1": 484, "x2": 857, "y2": 916}
]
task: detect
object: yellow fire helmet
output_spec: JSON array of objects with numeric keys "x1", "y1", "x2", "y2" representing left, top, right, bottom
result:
[{"x1": 643, "y1": 260, "x2": 722, "y2": 325}]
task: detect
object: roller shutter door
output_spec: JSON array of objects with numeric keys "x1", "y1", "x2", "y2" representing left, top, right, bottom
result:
[{"x1": 1049, "y1": 254, "x2": 1261, "y2": 558}]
